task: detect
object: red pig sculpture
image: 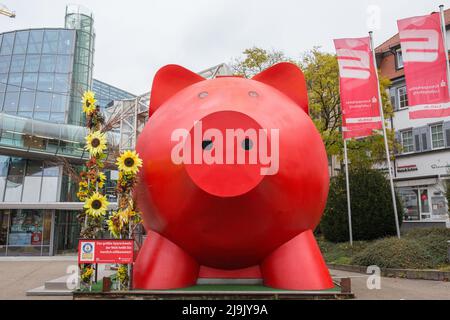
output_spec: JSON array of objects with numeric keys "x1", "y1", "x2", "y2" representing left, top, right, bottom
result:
[{"x1": 133, "y1": 62, "x2": 334, "y2": 290}]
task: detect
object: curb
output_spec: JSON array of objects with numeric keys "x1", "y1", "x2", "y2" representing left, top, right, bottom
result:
[{"x1": 328, "y1": 263, "x2": 450, "y2": 282}]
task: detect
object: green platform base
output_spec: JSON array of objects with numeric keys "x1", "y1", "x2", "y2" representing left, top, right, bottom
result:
[{"x1": 73, "y1": 283, "x2": 354, "y2": 300}]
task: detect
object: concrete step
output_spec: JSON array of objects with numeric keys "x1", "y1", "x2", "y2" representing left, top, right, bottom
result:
[
  {"x1": 44, "y1": 275, "x2": 73, "y2": 291},
  {"x1": 27, "y1": 285, "x2": 73, "y2": 297},
  {"x1": 27, "y1": 267, "x2": 115, "y2": 297}
]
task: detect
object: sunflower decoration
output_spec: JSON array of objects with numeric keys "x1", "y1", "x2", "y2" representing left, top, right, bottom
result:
[
  {"x1": 106, "y1": 215, "x2": 121, "y2": 239},
  {"x1": 84, "y1": 192, "x2": 109, "y2": 217},
  {"x1": 117, "y1": 151, "x2": 143, "y2": 175},
  {"x1": 77, "y1": 191, "x2": 88, "y2": 202},
  {"x1": 82, "y1": 91, "x2": 97, "y2": 115},
  {"x1": 85, "y1": 131, "x2": 107, "y2": 157},
  {"x1": 80, "y1": 266, "x2": 94, "y2": 283},
  {"x1": 96, "y1": 172, "x2": 107, "y2": 189},
  {"x1": 117, "y1": 264, "x2": 129, "y2": 286}
]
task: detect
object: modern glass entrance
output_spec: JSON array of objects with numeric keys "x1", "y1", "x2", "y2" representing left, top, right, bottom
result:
[{"x1": 54, "y1": 210, "x2": 80, "y2": 254}]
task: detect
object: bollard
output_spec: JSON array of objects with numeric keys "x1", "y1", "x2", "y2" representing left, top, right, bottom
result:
[
  {"x1": 340, "y1": 278, "x2": 352, "y2": 294},
  {"x1": 102, "y1": 276, "x2": 112, "y2": 292}
]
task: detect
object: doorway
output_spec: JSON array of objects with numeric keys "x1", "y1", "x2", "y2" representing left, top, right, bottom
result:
[{"x1": 54, "y1": 210, "x2": 80, "y2": 255}]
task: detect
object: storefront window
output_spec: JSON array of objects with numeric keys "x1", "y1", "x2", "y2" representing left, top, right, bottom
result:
[
  {"x1": 420, "y1": 190, "x2": 430, "y2": 213},
  {"x1": 397, "y1": 187, "x2": 440, "y2": 221},
  {"x1": 0, "y1": 210, "x2": 9, "y2": 255},
  {"x1": 7, "y1": 209, "x2": 52, "y2": 256},
  {"x1": 398, "y1": 188, "x2": 419, "y2": 221}
]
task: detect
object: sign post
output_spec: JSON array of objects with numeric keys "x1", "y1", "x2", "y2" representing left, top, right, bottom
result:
[
  {"x1": 369, "y1": 31, "x2": 401, "y2": 239},
  {"x1": 343, "y1": 139, "x2": 353, "y2": 246},
  {"x1": 334, "y1": 36, "x2": 385, "y2": 244},
  {"x1": 440, "y1": 5, "x2": 450, "y2": 98}
]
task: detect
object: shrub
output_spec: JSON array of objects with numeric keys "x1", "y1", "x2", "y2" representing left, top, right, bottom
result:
[
  {"x1": 404, "y1": 227, "x2": 450, "y2": 239},
  {"x1": 321, "y1": 167, "x2": 403, "y2": 243},
  {"x1": 405, "y1": 228, "x2": 450, "y2": 267},
  {"x1": 317, "y1": 237, "x2": 369, "y2": 264},
  {"x1": 352, "y1": 237, "x2": 434, "y2": 269}
]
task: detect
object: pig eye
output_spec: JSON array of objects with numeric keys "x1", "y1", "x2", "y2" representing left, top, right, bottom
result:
[
  {"x1": 202, "y1": 140, "x2": 213, "y2": 151},
  {"x1": 241, "y1": 138, "x2": 253, "y2": 151}
]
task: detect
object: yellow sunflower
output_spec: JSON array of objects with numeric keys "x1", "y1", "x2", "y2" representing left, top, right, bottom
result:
[
  {"x1": 85, "y1": 131, "x2": 107, "y2": 156},
  {"x1": 116, "y1": 151, "x2": 143, "y2": 175},
  {"x1": 96, "y1": 172, "x2": 106, "y2": 188},
  {"x1": 84, "y1": 192, "x2": 109, "y2": 217},
  {"x1": 82, "y1": 91, "x2": 97, "y2": 115},
  {"x1": 79, "y1": 181, "x2": 88, "y2": 189}
]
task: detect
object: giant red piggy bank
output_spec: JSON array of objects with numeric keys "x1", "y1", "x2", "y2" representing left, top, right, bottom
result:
[{"x1": 133, "y1": 63, "x2": 333, "y2": 290}]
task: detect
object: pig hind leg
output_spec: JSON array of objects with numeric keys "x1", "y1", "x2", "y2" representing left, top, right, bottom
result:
[
  {"x1": 260, "y1": 229, "x2": 334, "y2": 290},
  {"x1": 133, "y1": 230, "x2": 199, "y2": 290}
]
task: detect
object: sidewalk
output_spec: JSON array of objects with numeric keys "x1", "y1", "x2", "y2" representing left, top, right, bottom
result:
[
  {"x1": 0, "y1": 256, "x2": 77, "y2": 262},
  {"x1": 0, "y1": 258, "x2": 77, "y2": 300},
  {"x1": 330, "y1": 269, "x2": 450, "y2": 300}
]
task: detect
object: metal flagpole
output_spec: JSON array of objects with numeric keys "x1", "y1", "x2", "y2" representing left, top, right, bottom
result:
[
  {"x1": 440, "y1": 5, "x2": 450, "y2": 97},
  {"x1": 343, "y1": 139, "x2": 353, "y2": 246},
  {"x1": 369, "y1": 31, "x2": 401, "y2": 239}
]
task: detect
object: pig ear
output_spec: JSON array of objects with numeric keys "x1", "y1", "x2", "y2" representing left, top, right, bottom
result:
[
  {"x1": 252, "y1": 62, "x2": 309, "y2": 115},
  {"x1": 150, "y1": 65, "x2": 205, "y2": 115}
]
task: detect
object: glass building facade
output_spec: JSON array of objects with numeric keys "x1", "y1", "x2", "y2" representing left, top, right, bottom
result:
[
  {"x1": 0, "y1": 28, "x2": 76, "y2": 124},
  {"x1": 93, "y1": 79, "x2": 136, "y2": 110},
  {"x1": 0, "y1": 5, "x2": 128, "y2": 256},
  {"x1": 64, "y1": 5, "x2": 95, "y2": 126}
]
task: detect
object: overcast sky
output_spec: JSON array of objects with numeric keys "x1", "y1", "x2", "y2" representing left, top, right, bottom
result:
[{"x1": 0, "y1": 0, "x2": 449, "y2": 95}]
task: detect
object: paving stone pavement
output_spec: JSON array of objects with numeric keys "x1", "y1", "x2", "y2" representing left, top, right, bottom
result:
[
  {"x1": 1, "y1": 259, "x2": 449, "y2": 300},
  {"x1": 330, "y1": 269, "x2": 450, "y2": 300},
  {"x1": 0, "y1": 258, "x2": 76, "y2": 300}
]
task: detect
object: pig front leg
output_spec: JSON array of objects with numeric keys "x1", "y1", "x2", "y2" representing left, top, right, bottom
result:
[
  {"x1": 133, "y1": 230, "x2": 199, "y2": 290},
  {"x1": 260, "y1": 229, "x2": 334, "y2": 290}
]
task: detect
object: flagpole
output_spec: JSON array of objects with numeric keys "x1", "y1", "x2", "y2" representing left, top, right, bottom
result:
[
  {"x1": 369, "y1": 31, "x2": 401, "y2": 239},
  {"x1": 343, "y1": 138, "x2": 353, "y2": 246},
  {"x1": 439, "y1": 5, "x2": 450, "y2": 96}
]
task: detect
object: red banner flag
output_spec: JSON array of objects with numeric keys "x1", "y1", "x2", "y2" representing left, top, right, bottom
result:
[
  {"x1": 397, "y1": 12, "x2": 450, "y2": 119},
  {"x1": 334, "y1": 37, "x2": 382, "y2": 139}
]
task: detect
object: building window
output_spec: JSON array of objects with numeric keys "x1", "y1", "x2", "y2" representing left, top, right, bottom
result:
[
  {"x1": 398, "y1": 187, "x2": 432, "y2": 221},
  {"x1": 396, "y1": 49, "x2": 404, "y2": 69},
  {"x1": 430, "y1": 124, "x2": 445, "y2": 149},
  {"x1": 397, "y1": 86, "x2": 408, "y2": 109},
  {"x1": 401, "y1": 130, "x2": 414, "y2": 153}
]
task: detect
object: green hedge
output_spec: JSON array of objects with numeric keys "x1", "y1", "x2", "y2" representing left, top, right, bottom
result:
[
  {"x1": 350, "y1": 228, "x2": 450, "y2": 269},
  {"x1": 352, "y1": 238, "x2": 434, "y2": 269},
  {"x1": 321, "y1": 167, "x2": 403, "y2": 243}
]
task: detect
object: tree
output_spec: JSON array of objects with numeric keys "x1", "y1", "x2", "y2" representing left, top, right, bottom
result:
[
  {"x1": 230, "y1": 47, "x2": 291, "y2": 78},
  {"x1": 299, "y1": 48, "x2": 341, "y2": 155},
  {"x1": 321, "y1": 167, "x2": 403, "y2": 243},
  {"x1": 230, "y1": 47, "x2": 399, "y2": 168},
  {"x1": 299, "y1": 48, "x2": 398, "y2": 168}
]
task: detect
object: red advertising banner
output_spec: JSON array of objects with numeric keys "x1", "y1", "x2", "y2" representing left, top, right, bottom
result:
[
  {"x1": 397, "y1": 12, "x2": 450, "y2": 119},
  {"x1": 334, "y1": 37, "x2": 382, "y2": 139},
  {"x1": 78, "y1": 239, "x2": 134, "y2": 264}
]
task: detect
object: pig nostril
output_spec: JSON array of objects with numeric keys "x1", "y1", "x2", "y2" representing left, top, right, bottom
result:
[
  {"x1": 202, "y1": 140, "x2": 213, "y2": 151},
  {"x1": 198, "y1": 92, "x2": 209, "y2": 99},
  {"x1": 242, "y1": 138, "x2": 253, "y2": 151}
]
